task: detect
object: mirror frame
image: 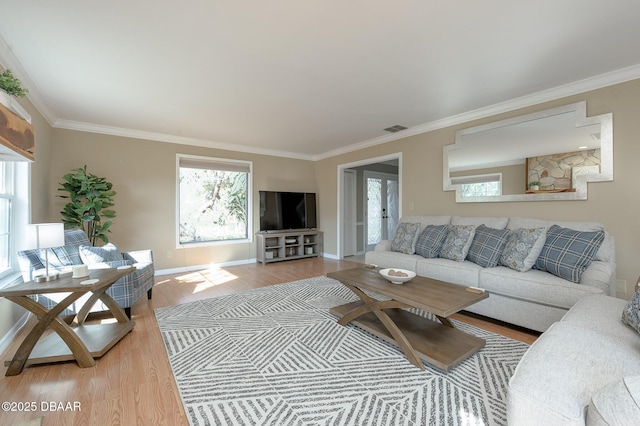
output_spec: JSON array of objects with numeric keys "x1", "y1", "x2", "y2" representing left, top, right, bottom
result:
[{"x1": 443, "y1": 101, "x2": 613, "y2": 203}]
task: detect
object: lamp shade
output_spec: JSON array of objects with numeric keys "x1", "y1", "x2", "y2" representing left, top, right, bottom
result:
[{"x1": 28, "y1": 223, "x2": 65, "y2": 249}]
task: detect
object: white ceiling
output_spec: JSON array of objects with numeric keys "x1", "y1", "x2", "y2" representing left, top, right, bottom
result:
[{"x1": 2, "y1": 1, "x2": 640, "y2": 160}]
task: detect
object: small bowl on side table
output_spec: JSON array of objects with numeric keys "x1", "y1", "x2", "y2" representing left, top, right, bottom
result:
[{"x1": 379, "y1": 268, "x2": 416, "y2": 285}]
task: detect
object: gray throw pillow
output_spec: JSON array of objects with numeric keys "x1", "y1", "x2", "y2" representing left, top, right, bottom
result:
[
  {"x1": 390, "y1": 222, "x2": 422, "y2": 254},
  {"x1": 415, "y1": 225, "x2": 449, "y2": 258},
  {"x1": 79, "y1": 243, "x2": 122, "y2": 264},
  {"x1": 466, "y1": 224, "x2": 510, "y2": 268},
  {"x1": 439, "y1": 225, "x2": 476, "y2": 262},
  {"x1": 499, "y1": 227, "x2": 546, "y2": 272},
  {"x1": 623, "y1": 287, "x2": 640, "y2": 333},
  {"x1": 534, "y1": 225, "x2": 604, "y2": 283}
]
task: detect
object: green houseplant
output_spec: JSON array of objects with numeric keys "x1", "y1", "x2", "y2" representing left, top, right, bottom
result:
[
  {"x1": 0, "y1": 69, "x2": 28, "y2": 98},
  {"x1": 58, "y1": 165, "x2": 117, "y2": 245}
]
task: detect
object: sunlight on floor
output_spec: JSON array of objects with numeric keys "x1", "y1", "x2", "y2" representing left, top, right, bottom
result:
[{"x1": 167, "y1": 265, "x2": 240, "y2": 294}]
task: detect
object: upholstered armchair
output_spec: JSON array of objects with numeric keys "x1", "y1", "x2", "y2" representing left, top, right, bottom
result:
[{"x1": 17, "y1": 229, "x2": 154, "y2": 318}]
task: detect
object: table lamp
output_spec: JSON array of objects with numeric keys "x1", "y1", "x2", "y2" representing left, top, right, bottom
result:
[{"x1": 28, "y1": 223, "x2": 65, "y2": 282}]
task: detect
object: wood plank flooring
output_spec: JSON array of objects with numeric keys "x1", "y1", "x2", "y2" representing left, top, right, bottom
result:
[{"x1": 0, "y1": 258, "x2": 538, "y2": 426}]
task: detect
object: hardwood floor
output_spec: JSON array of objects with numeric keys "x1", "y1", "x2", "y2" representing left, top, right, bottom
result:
[{"x1": 0, "y1": 258, "x2": 538, "y2": 426}]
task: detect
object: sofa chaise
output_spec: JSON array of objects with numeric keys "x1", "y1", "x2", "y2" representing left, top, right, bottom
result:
[
  {"x1": 364, "y1": 215, "x2": 616, "y2": 332},
  {"x1": 17, "y1": 228, "x2": 155, "y2": 318},
  {"x1": 508, "y1": 292, "x2": 640, "y2": 425}
]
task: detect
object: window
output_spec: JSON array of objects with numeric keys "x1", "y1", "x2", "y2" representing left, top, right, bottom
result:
[
  {"x1": 0, "y1": 161, "x2": 28, "y2": 282},
  {"x1": 177, "y1": 155, "x2": 252, "y2": 246},
  {"x1": 451, "y1": 173, "x2": 502, "y2": 197}
]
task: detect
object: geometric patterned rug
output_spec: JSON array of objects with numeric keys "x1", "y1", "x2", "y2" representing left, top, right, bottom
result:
[{"x1": 155, "y1": 276, "x2": 529, "y2": 426}]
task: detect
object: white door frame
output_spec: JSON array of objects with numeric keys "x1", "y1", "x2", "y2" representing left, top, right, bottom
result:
[{"x1": 336, "y1": 153, "x2": 402, "y2": 260}]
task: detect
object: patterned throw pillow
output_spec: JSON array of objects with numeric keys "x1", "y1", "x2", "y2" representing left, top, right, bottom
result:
[
  {"x1": 439, "y1": 225, "x2": 476, "y2": 262},
  {"x1": 623, "y1": 288, "x2": 640, "y2": 334},
  {"x1": 466, "y1": 224, "x2": 510, "y2": 268},
  {"x1": 535, "y1": 225, "x2": 605, "y2": 283},
  {"x1": 499, "y1": 227, "x2": 546, "y2": 272},
  {"x1": 390, "y1": 222, "x2": 422, "y2": 254},
  {"x1": 79, "y1": 243, "x2": 123, "y2": 264},
  {"x1": 415, "y1": 225, "x2": 449, "y2": 258}
]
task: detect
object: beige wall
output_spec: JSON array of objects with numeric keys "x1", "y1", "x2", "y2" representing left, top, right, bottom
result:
[
  {"x1": 47, "y1": 130, "x2": 316, "y2": 271},
  {"x1": 316, "y1": 78, "x2": 640, "y2": 299}
]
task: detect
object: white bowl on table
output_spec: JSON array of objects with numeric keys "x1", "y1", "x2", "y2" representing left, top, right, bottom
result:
[{"x1": 379, "y1": 268, "x2": 416, "y2": 284}]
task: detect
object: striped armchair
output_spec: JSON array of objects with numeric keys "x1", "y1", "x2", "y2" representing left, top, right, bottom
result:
[{"x1": 17, "y1": 229, "x2": 154, "y2": 318}]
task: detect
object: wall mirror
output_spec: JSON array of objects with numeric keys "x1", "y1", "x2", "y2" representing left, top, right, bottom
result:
[{"x1": 443, "y1": 101, "x2": 612, "y2": 203}]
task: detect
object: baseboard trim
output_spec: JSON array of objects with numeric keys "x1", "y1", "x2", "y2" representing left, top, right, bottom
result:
[
  {"x1": 0, "y1": 311, "x2": 31, "y2": 357},
  {"x1": 155, "y1": 258, "x2": 258, "y2": 276}
]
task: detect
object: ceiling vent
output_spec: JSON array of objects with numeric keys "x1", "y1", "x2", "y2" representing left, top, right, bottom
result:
[{"x1": 383, "y1": 124, "x2": 408, "y2": 133}]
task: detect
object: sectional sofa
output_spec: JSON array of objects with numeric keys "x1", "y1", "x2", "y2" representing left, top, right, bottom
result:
[
  {"x1": 364, "y1": 215, "x2": 616, "y2": 332},
  {"x1": 508, "y1": 292, "x2": 640, "y2": 425}
]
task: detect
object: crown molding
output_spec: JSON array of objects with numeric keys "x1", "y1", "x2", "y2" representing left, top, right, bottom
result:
[
  {"x1": 53, "y1": 119, "x2": 315, "y2": 161},
  {"x1": 313, "y1": 63, "x2": 640, "y2": 161}
]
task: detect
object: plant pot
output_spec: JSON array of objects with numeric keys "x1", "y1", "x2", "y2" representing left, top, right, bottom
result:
[
  {"x1": 530, "y1": 185, "x2": 539, "y2": 191},
  {"x1": 0, "y1": 90, "x2": 31, "y2": 123}
]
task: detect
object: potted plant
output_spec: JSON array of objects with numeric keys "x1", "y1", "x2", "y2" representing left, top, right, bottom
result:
[
  {"x1": 0, "y1": 68, "x2": 31, "y2": 122},
  {"x1": 0, "y1": 69, "x2": 28, "y2": 98},
  {"x1": 529, "y1": 181, "x2": 540, "y2": 191},
  {"x1": 58, "y1": 165, "x2": 117, "y2": 245}
]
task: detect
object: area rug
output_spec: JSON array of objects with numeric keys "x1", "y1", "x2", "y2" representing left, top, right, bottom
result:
[{"x1": 155, "y1": 276, "x2": 529, "y2": 426}]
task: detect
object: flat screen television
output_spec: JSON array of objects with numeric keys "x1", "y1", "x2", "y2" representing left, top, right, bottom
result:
[{"x1": 259, "y1": 191, "x2": 317, "y2": 231}]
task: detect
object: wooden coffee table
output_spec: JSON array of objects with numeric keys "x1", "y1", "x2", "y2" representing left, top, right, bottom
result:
[
  {"x1": 328, "y1": 266, "x2": 489, "y2": 371},
  {"x1": 0, "y1": 267, "x2": 135, "y2": 376}
]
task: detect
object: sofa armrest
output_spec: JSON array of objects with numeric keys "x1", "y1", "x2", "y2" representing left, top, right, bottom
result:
[
  {"x1": 581, "y1": 261, "x2": 617, "y2": 297},
  {"x1": 124, "y1": 250, "x2": 154, "y2": 264},
  {"x1": 374, "y1": 240, "x2": 392, "y2": 251}
]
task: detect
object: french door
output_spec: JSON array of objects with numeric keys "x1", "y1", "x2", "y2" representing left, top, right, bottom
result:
[{"x1": 364, "y1": 171, "x2": 399, "y2": 251}]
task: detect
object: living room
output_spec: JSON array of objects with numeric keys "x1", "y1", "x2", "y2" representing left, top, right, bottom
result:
[{"x1": 2, "y1": 2, "x2": 640, "y2": 425}]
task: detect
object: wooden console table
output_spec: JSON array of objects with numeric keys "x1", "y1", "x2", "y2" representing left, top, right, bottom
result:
[{"x1": 0, "y1": 267, "x2": 135, "y2": 376}]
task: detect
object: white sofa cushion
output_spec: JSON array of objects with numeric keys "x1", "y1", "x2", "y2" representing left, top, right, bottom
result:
[
  {"x1": 398, "y1": 215, "x2": 451, "y2": 231},
  {"x1": 451, "y1": 215, "x2": 509, "y2": 229},
  {"x1": 416, "y1": 258, "x2": 481, "y2": 287},
  {"x1": 508, "y1": 321, "x2": 640, "y2": 426},
  {"x1": 364, "y1": 250, "x2": 420, "y2": 271},
  {"x1": 561, "y1": 294, "x2": 636, "y2": 343},
  {"x1": 479, "y1": 266, "x2": 603, "y2": 308},
  {"x1": 580, "y1": 261, "x2": 617, "y2": 296},
  {"x1": 587, "y1": 375, "x2": 640, "y2": 426}
]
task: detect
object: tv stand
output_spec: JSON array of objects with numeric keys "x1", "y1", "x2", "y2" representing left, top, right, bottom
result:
[{"x1": 256, "y1": 230, "x2": 322, "y2": 264}]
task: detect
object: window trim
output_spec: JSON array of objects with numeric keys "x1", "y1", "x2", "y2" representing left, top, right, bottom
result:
[
  {"x1": 175, "y1": 154, "x2": 253, "y2": 248},
  {"x1": 451, "y1": 172, "x2": 503, "y2": 197},
  {"x1": 0, "y1": 161, "x2": 30, "y2": 286}
]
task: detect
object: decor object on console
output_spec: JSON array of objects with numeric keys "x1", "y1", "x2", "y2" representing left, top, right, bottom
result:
[
  {"x1": 365, "y1": 215, "x2": 615, "y2": 332},
  {"x1": 58, "y1": 165, "x2": 117, "y2": 245},
  {"x1": 27, "y1": 223, "x2": 65, "y2": 282},
  {"x1": 508, "y1": 293, "x2": 640, "y2": 425},
  {"x1": 17, "y1": 229, "x2": 154, "y2": 318}
]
